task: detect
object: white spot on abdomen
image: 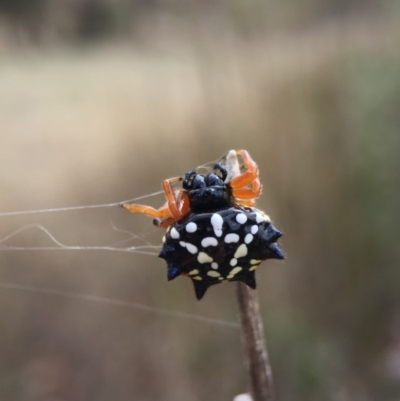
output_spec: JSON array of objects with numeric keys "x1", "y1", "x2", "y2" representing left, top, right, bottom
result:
[
  {"x1": 185, "y1": 243, "x2": 198, "y2": 254},
  {"x1": 251, "y1": 225, "x2": 259, "y2": 235},
  {"x1": 171, "y1": 227, "x2": 180, "y2": 239},
  {"x1": 255, "y1": 211, "x2": 270, "y2": 223},
  {"x1": 185, "y1": 222, "x2": 197, "y2": 233},
  {"x1": 224, "y1": 233, "x2": 239, "y2": 243},
  {"x1": 201, "y1": 237, "x2": 218, "y2": 247},
  {"x1": 211, "y1": 262, "x2": 219, "y2": 269},
  {"x1": 207, "y1": 271, "x2": 221, "y2": 278},
  {"x1": 236, "y1": 213, "x2": 248, "y2": 224},
  {"x1": 180, "y1": 241, "x2": 198, "y2": 254},
  {"x1": 244, "y1": 234, "x2": 254, "y2": 244},
  {"x1": 211, "y1": 213, "x2": 224, "y2": 237}
]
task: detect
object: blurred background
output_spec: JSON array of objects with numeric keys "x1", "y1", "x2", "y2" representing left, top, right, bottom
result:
[{"x1": 1, "y1": 1, "x2": 400, "y2": 400}]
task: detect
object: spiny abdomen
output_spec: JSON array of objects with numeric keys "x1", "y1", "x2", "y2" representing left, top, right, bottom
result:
[{"x1": 159, "y1": 207, "x2": 284, "y2": 300}]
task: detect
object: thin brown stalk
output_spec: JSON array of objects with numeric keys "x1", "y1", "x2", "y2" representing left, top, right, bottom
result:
[{"x1": 225, "y1": 150, "x2": 275, "y2": 401}]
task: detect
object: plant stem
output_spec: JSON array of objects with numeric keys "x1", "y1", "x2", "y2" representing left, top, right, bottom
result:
[{"x1": 225, "y1": 150, "x2": 275, "y2": 401}]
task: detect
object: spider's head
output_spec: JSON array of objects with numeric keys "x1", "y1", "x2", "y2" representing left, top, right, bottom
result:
[{"x1": 182, "y1": 164, "x2": 232, "y2": 213}]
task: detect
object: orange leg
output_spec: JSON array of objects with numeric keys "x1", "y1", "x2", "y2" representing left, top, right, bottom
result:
[
  {"x1": 229, "y1": 150, "x2": 262, "y2": 199},
  {"x1": 229, "y1": 150, "x2": 259, "y2": 189},
  {"x1": 161, "y1": 177, "x2": 185, "y2": 219},
  {"x1": 121, "y1": 176, "x2": 191, "y2": 228},
  {"x1": 175, "y1": 190, "x2": 190, "y2": 217},
  {"x1": 156, "y1": 216, "x2": 178, "y2": 228},
  {"x1": 121, "y1": 202, "x2": 172, "y2": 219},
  {"x1": 154, "y1": 190, "x2": 191, "y2": 227},
  {"x1": 232, "y1": 181, "x2": 262, "y2": 199},
  {"x1": 235, "y1": 199, "x2": 256, "y2": 207}
]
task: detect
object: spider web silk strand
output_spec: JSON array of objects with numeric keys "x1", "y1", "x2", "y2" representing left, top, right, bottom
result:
[
  {"x1": 0, "y1": 190, "x2": 165, "y2": 217},
  {"x1": 0, "y1": 282, "x2": 239, "y2": 329}
]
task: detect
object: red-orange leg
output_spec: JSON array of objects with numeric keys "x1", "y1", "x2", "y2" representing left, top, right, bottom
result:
[
  {"x1": 229, "y1": 150, "x2": 262, "y2": 199},
  {"x1": 156, "y1": 216, "x2": 178, "y2": 228},
  {"x1": 155, "y1": 190, "x2": 191, "y2": 227},
  {"x1": 121, "y1": 202, "x2": 172, "y2": 219},
  {"x1": 161, "y1": 177, "x2": 186, "y2": 219},
  {"x1": 232, "y1": 182, "x2": 261, "y2": 199},
  {"x1": 175, "y1": 190, "x2": 190, "y2": 217},
  {"x1": 121, "y1": 176, "x2": 191, "y2": 228},
  {"x1": 235, "y1": 199, "x2": 256, "y2": 208}
]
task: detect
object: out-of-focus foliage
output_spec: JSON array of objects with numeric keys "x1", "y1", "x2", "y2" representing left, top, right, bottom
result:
[
  {"x1": 0, "y1": 1, "x2": 399, "y2": 401},
  {"x1": 0, "y1": 0, "x2": 397, "y2": 43}
]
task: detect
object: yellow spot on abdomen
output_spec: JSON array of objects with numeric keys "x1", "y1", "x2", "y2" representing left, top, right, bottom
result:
[
  {"x1": 197, "y1": 252, "x2": 213, "y2": 264},
  {"x1": 234, "y1": 244, "x2": 248, "y2": 259},
  {"x1": 189, "y1": 269, "x2": 199, "y2": 275},
  {"x1": 229, "y1": 266, "x2": 243, "y2": 276}
]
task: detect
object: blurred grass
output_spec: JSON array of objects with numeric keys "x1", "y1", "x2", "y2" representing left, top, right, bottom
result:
[{"x1": 0, "y1": 8, "x2": 400, "y2": 401}]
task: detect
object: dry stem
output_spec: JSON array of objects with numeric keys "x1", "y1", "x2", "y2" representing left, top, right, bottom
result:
[{"x1": 225, "y1": 150, "x2": 275, "y2": 401}]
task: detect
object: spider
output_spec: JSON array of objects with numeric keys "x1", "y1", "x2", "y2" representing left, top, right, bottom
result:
[
  {"x1": 121, "y1": 150, "x2": 283, "y2": 300},
  {"x1": 121, "y1": 150, "x2": 261, "y2": 227}
]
